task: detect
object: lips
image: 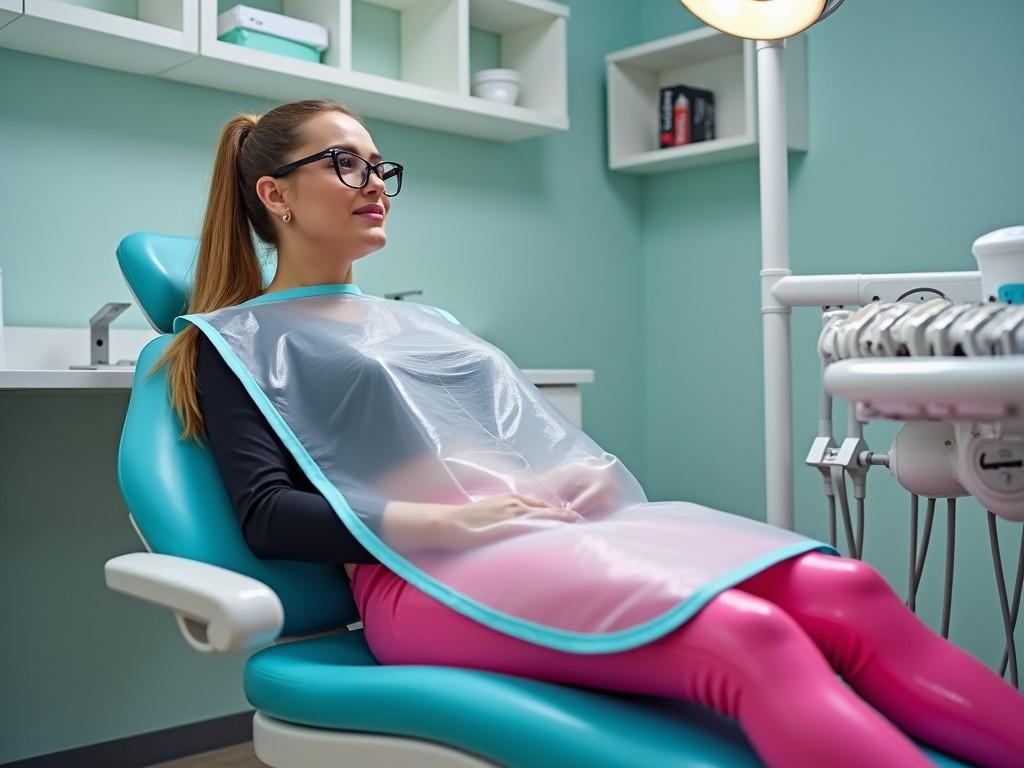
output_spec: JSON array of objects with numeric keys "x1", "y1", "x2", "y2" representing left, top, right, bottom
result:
[{"x1": 354, "y1": 204, "x2": 385, "y2": 216}]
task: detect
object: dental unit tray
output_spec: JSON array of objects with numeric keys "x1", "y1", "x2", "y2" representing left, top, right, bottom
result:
[
  {"x1": 819, "y1": 299, "x2": 1024, "y2": 421},
  {"x1": 825, "y1": 357, "x2": 1024, "y2": 422}
]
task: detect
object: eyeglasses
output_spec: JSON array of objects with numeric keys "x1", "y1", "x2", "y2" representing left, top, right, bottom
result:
[{"x1": 271, "y1": 148, "x2": 404, "y2": 197}]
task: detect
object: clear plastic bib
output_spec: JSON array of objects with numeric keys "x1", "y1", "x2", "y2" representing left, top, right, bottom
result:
[{"x1": 175, "y1": 285, "x2": 836, "y2": 653}]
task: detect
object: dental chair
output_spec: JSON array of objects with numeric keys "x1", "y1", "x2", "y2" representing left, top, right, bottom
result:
[{"x1": 104, "y1": 231, "x2": 972, "y2": 768}]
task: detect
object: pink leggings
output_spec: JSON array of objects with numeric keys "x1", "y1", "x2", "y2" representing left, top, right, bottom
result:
[{"x1": 351, "y1": 552, "x2": 1024, "y2": 768}]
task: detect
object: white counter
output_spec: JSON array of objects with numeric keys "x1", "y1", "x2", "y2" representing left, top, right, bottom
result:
[{"x1": 0, "y1": 326, "x2": 594, "y2": 425}]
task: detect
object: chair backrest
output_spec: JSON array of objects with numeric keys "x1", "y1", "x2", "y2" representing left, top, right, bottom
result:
[{"x1": 116, "y1": 232, "x2": 359, "y2": 636}]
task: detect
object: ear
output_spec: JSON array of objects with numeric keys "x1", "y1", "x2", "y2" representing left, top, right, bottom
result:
[{"x1": 255, "y1": 175, "x2": 289, "y2": 218}]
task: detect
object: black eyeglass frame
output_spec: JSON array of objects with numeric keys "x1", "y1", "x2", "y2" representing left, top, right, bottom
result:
[{"x1": 270, "y1": 148, "x2": 404, "y2": 197}]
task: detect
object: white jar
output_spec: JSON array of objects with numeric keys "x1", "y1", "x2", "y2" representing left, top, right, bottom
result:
[{"x1": 471, "y1": 68, "x2": 521, "y2": 106}]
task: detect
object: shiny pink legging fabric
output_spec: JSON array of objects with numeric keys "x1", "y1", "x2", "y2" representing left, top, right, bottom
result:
[{"x1": 351, "y1": 552, "x2": 1024, "y2": 768}]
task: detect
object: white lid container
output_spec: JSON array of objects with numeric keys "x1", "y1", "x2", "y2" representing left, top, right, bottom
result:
[
  {"x1": 472, "y1": 68, "x2": 521, "y2": 84},
  {"x1": 471, "y1": 68, "x2": 521, "y2": 105},
  {"x1": 217, "y1": 4, "x2": 329, "y2": 51}
]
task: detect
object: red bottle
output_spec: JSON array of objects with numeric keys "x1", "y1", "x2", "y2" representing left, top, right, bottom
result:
[{"x1": 673, "y1": 92, "x2": 691, "y2": 146}]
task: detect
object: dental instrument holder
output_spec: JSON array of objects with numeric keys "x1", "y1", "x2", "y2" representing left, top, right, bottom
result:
[{"x1": 69, "y1": 301, "x2": 134, "y2": 369}]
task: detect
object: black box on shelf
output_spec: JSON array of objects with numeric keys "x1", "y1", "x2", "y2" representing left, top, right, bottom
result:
[{"x1": 659, "y1": 84, "x2": 715, "y2": 148}]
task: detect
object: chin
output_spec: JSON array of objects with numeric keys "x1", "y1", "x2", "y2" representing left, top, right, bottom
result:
[{"x1": 354, "y1": 236, "x2": 387, "y2": 259}]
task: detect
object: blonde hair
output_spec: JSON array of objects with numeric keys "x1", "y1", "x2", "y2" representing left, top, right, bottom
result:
[{"x1": 148, "y1": 99, "x2": 361, "y2": 445}]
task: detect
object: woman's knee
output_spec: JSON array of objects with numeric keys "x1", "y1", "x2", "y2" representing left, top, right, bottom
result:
[
  {"x1": 703, "y1": 589, "x2": 809, "y2": 651},
  {"x1": 797, "y1": 554, "x2": 893, "y2": 602}
]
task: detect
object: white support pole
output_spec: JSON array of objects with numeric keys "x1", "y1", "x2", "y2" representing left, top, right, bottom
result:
[{"x1": 757, "y1": 40, "x2": 794, "y2": 531}]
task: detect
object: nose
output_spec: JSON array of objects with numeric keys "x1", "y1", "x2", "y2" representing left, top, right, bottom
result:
[{"x1": 363, "y1": 168, "x2": 387, "y2": 196}]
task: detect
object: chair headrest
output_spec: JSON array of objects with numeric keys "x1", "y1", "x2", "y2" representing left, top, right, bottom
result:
[{"x1": 116, "y1": 232, "x2": 272, "y2": 333}]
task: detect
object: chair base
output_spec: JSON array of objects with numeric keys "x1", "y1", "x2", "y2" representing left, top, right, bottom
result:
[{"x1": 252, "y1": 711, "x2": 501, "y2": 768}]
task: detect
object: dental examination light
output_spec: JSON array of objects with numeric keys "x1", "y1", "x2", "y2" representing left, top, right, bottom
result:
[{"x1": 677, "y1": 0, "x2": 847, "y2": 529}]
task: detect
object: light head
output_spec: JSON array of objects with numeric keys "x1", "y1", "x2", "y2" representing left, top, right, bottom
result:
[{"x1": 678, "y1": 0, "x2": 845, "y2": 40}]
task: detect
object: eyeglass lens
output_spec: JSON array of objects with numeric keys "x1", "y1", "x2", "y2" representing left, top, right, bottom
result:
[{"x1": 335, "y1": 153, "x2": 402, "y2": 196}]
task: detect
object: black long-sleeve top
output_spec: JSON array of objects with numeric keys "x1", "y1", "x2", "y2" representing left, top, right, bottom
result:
[{"x1": 195, "y1": 332, "x2": 382, "y2": 566}]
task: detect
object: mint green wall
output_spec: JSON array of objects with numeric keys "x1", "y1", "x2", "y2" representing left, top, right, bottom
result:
[
  {"x1": 352, "y1": 1, "x2": 401, "y2": 78},
  {"x1": 470, "y1": 26, "x2": 501, "y2": 79},
  {"x1": 0, "y1": 0, "x2": 648, "y2": 761},
  {"x1": 639, "y1": 0, "x2": 1024, "y2": 676}
]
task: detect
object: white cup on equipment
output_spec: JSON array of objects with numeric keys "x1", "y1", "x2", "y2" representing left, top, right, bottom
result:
[{"x1": 972, "y1": 225, "x2": 1024, "y2": 304}]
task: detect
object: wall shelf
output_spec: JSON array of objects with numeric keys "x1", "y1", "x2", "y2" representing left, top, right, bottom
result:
[
  {"x1": 0, "y1": 0, "x2": 198, "y2": 75},
  {"x1": 0, "y1": 0, "x2": 568, "y2": 142},
  {"x1": 605, "y1": 25, "x2": 807, "y2": 174}
]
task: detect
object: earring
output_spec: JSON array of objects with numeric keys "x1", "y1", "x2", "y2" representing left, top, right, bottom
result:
[{"x1": 282, "y1": 210, "x2": 292, "y2": 223}]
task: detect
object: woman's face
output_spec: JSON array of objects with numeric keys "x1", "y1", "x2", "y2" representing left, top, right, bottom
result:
[{"x1": 260, "y1": 111, "x2": 392, "y2": 262}]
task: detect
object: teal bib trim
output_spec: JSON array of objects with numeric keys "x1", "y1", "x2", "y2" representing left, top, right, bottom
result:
[
  {"x1": 172, "y1": 284, "x2": 364, "y2": 335},
  {"x1": 175, "y1": 286, "x2": 837, "y2": 653},
  {"x1": 241, "y1": 283, "x2": 363, "y2": 308}
]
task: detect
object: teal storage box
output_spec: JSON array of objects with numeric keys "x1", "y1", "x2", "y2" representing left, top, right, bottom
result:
[{"x1": 218, "y1": 28, "x2": 323, "y2": 64}]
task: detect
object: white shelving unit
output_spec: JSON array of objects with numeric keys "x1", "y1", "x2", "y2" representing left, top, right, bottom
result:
[
  {"x1": 0, "y1": 0, "x2": 198, "y2": 75},
  {"x1": 606, "y1": 25, "x2": 807, "y2": 174},
  {"x1": 0, "y1": 0, "x2": 568, "y2": 142}
]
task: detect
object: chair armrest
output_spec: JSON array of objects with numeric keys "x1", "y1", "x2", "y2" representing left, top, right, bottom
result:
[{"x1": 105, "y1": 552, "x2": 284, "y2": 654}]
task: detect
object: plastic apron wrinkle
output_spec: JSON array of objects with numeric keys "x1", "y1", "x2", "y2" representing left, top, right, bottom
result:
[{"x1": 175, "y1": 285, "x2": 839, "y2": 654}]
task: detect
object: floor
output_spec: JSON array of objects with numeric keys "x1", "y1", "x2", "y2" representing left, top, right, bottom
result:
[{"x1": 145, "y1": 742, "x2": 264, "y2": 768}]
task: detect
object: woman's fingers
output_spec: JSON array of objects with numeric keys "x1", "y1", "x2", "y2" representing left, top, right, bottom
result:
[
  {"x1": 512, "y1": 493, "x2": 558, "y2": 508},
  {"x1": 520, "y1": 506, "x2": 584, "y2": 522}
]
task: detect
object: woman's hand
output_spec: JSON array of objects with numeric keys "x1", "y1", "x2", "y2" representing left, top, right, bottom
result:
[
  {"x1": 539, "y1": 456, "x2": 625, "y2": 518},
  {"x1": 437, "y1": 493, "x2": 584, "y2": 552}
]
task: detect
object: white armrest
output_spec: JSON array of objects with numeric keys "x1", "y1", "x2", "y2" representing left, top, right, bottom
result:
[{"x1": 105, "y1": 552, "x2": 284, "y2": 654}]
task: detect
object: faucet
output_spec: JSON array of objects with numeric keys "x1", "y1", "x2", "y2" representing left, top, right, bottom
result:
[
  {"x1": 69, "y1": 302, "x2": 133, "y2": 368},
  {"x1": 384, "y1": 290, "x2": 423, "y2": 301}
]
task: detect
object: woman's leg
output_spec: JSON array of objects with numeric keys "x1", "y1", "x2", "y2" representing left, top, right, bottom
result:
[
  {"x1": 352, "y1": 564, "x2": 932, "y2": 768},
  {"x1": 735, "y1": 552, "x2": 1024, "y2": 768}
]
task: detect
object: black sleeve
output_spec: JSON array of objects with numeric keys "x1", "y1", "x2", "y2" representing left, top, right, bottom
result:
[{"x1": 195, "y1": 332, "x2": 381, "y2": 565}]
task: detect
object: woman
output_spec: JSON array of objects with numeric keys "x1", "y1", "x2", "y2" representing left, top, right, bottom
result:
[{"x1": 156, "y1": 99, "x2": 1024, "y2": 768}]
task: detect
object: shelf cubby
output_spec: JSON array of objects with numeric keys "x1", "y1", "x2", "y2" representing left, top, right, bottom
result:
[
  {"x1": 351, "y1": 0, "x2": 466, "y2": 96},
  {"x1": 162, "y1": 0, "x2": 347, "y2": 95},
  {"x1": 606, "y1": 25, "x2": 806, "y2": 174},
  {"x1": 467, "y1": 0, "x2": 566, "y2": 116},
  {"x1": 0, "y1": 0, "x2": 198, "y2": 74}
]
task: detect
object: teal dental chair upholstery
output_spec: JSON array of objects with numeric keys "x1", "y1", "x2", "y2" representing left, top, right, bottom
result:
[{"x1": 104, "y1": 232, "x2": 972, "y2": 768}]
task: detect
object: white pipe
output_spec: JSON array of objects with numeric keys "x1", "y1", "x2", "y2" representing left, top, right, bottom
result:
[
  {"x1": 757, "y1": 39, "x2": 793, "y2": 531},
  {"x1": 772, "y1": 272, "x2": 982, "y2": 307}
]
